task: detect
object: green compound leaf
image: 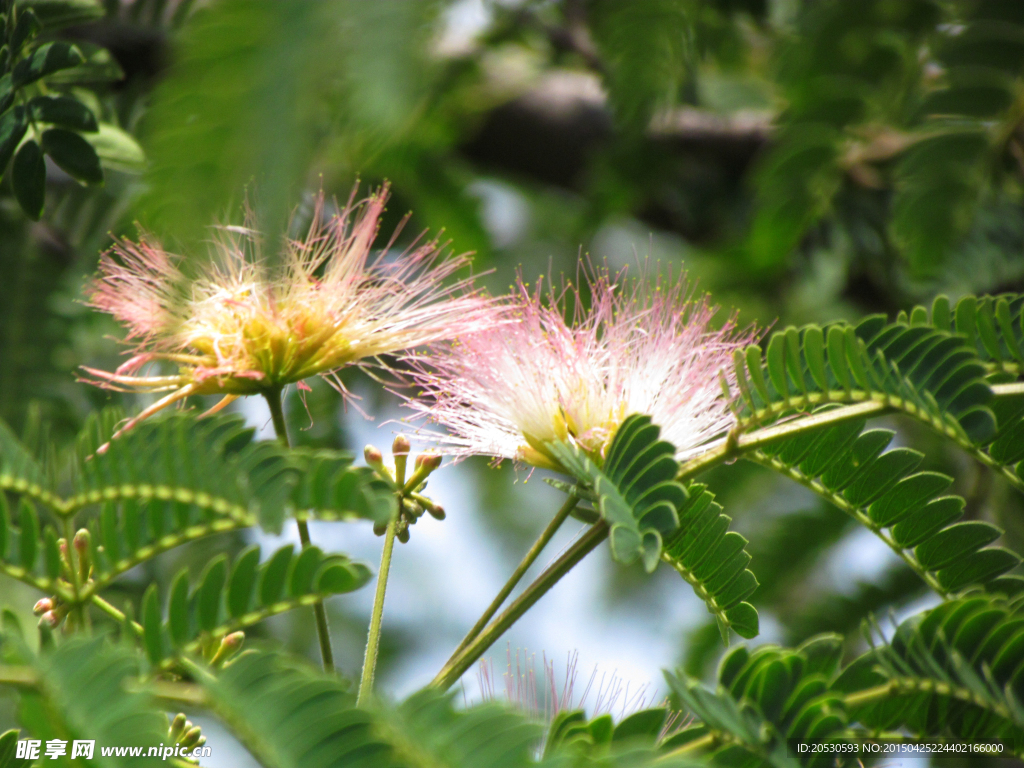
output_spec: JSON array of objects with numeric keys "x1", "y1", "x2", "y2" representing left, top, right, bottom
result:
[
  {"x1": 546, "y1": 415, "x2": 757, "y2": 639},
  {"x1": 144, "y1": 544, "x2": 371, "y2": 665},
  {"x1": 933, "y1": 293, "x2": 1024, "y2": 378},
  {"x1": 0, "y1": 410, "x2": 392, "y2": 596},
  {"x1": 0, "y1": 492, "x2": 57, "y2": 596},
  {"x1": 8, "y1": 635, "x2": 166, "y2": 765},
  {"x1": 545, "y1": 414, "x2": 685, "y2": 571},
  {"x1": 664, "y1": 634, "x2": 848, "y2": 768},
  {"x1": 835, "y1": 594, "x2": 1024, "y2": 747},
  {"x1": 752, "y1": 417, "x2": 1019, "y2": 597},
  {"x1": 289, "y1": 448, "x2": 395, "y2": 525},
  {"x1": 542, "y1": 705, "x2": 692, "y2": 763},
  {"x1": 202, "y1": 649, "x2": 543, "y2": 768},
  {"x1": 890, "y1": 1, "x2": 1024, "y2": 272},
  {"x1": 726, "y1": 312, "x2": 999, "y2": 444},
  {"x1": 661, "y1": 483, "x2": 760, "y2": 640}
]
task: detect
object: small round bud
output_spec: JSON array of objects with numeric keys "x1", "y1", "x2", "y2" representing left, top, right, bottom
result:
[
  {"x1": 428, "y1": 505, "x2": 446, "y2": 521},
  {"x1": 223, "y1": 631, "x2": 245, "y2": 650},
  {"x1": 210, "y1": 630, "x2": 245, "y2": 666},
  {"x1": 58, "y1": 539, "x2": 69, "y2": 558},
  {"x1": 180, "y1": 725, "x2": 203, "y2": 748},
  {"x1": 72, "y1": 528, "x2": 90, "y2": 552},
  {"x1": 421, "y1": 452, "x2": 442, "y2": 471},
  {"x1": 373, "y1": 521, "x2": 388, "y2": 536},
  {"x1": 392, "y1": 434, "x2": 410, "y2": 456},
  {"x1": 33, "y1": 597, "x2": 54, "y2": 615},
  {"x1": 364, "y1": 445, "x2": 384, "y2": 468},
  {"x1": 40, "y1": 610, "x2": 60, "y2": 628},
  {"x1": 414, "y1": 454, "x2": 425, "y2": 469},
  {"x1": 397, "y1": 527, "x2": 410, "y2": 544},
  {"x1": 168, "y1": 713, "x2": 187, "y2": 741}
]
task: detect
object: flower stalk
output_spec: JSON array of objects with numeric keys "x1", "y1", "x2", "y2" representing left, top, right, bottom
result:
[
  {"x1": 265, "y1": 388, "x2": 334, "y2": 672},
  {"x1": 449, "y1": 494, "x2": 579, "y2": 659},
  {"x1": 357, "y1": 434, "x2": 410, "y2": 704},
  {"x1": 432, "y1": 520, "x2": 609, "y2": 691}
]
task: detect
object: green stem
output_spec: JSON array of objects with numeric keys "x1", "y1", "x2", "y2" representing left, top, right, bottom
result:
[
  {"x1": 90, "y1": 594, "x2": 144, "y2": 637},
  {"x1": 357, "y1": 515, "x2": 398, "y2": 705},
  {"x1": 264, "y1": 388, "x2": 334, "y2": 673},
  {"x1": 357, "y1": 440, "x2": 408, "y2": 704},
  {"x1": 678, "y1": 382, "x2": 1024, "y2": 482},
  {"x1": 450, "y1": 495, "x2": 578, "y2": 659},
  {"x1": 677, "y1": 400, "x2": 887, "y2": 480},
  {"x1": 432, "y1": 521, "x2": 608, "y2": 691},
  {"x1": 656, "y1": 732, "x2": 725, "y2": 761}
]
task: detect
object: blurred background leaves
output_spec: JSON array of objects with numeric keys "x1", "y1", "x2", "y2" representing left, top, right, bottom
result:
[{"x1": 3, "y1": 0, "x2": 1024, "y2": 752}]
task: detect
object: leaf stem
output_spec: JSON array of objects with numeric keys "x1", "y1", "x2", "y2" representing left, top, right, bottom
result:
[
  {"x1": 677, "y1": 400, "x2": 887, "y2": 480},
  {"x1": 357, "y1": 515, "x2": 398, "y2": 705},
  {"x1": 450, "y1": 495, "x2": 579, "y2": 659},
  {"x1": 432, "y1": 521, "x2": 608, "y2": 691},
  {"x1": 264, "y1": 388, "x2": 334, "y2": 673},
  {"x1": 90, "y1": 594, "x2": 143, "y2": 636},
  {"x1": 679, "y1": 382, "x2": 1024, "y2": 483}
]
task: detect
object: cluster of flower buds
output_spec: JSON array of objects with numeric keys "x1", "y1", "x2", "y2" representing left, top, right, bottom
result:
[
  {"x1": 32, "y1": 528, "x2": 96, "y2": 631},
  {"x1": 366, "y1": 435, "x2": 446, "y2": 544},
  {"x1": 168, "y1": 713, "x2": 206, "y2": 758}
]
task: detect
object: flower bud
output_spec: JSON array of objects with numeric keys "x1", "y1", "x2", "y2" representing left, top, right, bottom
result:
[
  {"x1": 420, "y1": 452, "x2": 442, "y2": 472},
  {"x1": 72, "y1": 528, "x2": 90, "y2": 553},
  {"x1": 392, "y1": 435, "x2": 410, "y2": 485},
  {"x1": 397, "y1": 526, "x2": 410, "y2": 544},
  {"x1": 73, "y1": 529, "x2": 92, "y2": 582},
  {"x1": 210, "y1": 631, "x2": 245, "y2": 667},
  {"x1": 364, "y1": 444, "x2": 384, "y2": 469},
  {"x1": 411, "y1": 493, "x2": 446, "y2": 521},
  {"x1": 168, "y1": 713, "x2": 187, "y2": 741},
  {"x1": 372, "y1": 520, "x2": 388, "y2": 536},
  {"x1": 40, "y1": 610, "x2": 60, "y2": 628},
  {"x1": 391, "y1": 434, "x2": 411, "y2": 456},
  {"x1": 180, "y1": 725, "x2": 203, "y2": 748},
  {"x1": 33, "y1": 598, "x2": 54, "y2": 615}
]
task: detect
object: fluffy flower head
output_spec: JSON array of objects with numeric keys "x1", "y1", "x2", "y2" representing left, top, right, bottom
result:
[
  {"x1": 83, "y1": 185, "x2": 499, "y2": 439},
  {"x1": 403, "y1": 266, "x2": 756, "y2": 471}
]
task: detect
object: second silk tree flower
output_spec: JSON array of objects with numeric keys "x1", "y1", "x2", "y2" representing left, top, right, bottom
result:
[
  {"x1": 404, "y1": 268, "x2": 756, "y2": 472},
  {"x1": 83, "y1": 186, "x2": 497, "y2": 441}
]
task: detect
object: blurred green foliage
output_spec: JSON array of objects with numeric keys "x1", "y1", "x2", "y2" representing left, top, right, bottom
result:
[{"x1": 2, "y1": 0, "x2": 1024, "y2": 715}]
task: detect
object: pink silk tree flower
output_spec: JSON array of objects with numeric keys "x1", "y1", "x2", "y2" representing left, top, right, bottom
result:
[
  {"x1": 82, "y1": 185, "x2": 499, "y2": 445},
  {"x1": 401, "y1": 267, "x2": 757, "y2": 472}
]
